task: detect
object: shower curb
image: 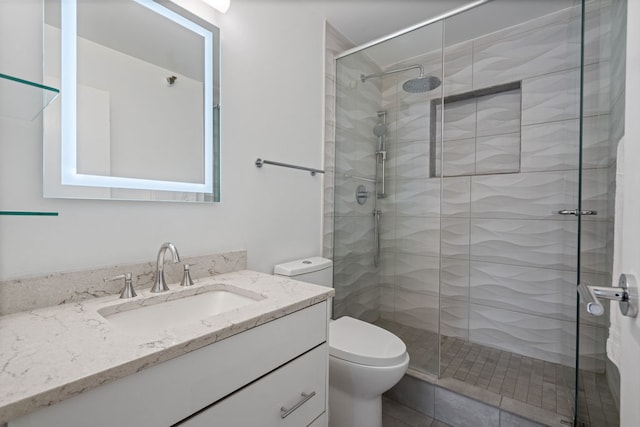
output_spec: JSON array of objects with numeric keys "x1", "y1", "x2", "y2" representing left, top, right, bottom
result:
[{"x1": 384, "y1": 369, "x2": 573, "y2": 427}]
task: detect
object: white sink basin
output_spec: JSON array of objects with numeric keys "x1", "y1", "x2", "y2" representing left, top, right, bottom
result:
[{"x1": 99, "y1": 287, "x2": 261, "y2": 334}]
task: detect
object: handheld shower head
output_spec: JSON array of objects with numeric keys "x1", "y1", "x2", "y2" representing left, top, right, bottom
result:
[
  {"x1": 373, "y1": 122, "x2": 387, "y2": 152},
  {"x1": 373, "y1": 122, "x2": 387, "y2": 137}
]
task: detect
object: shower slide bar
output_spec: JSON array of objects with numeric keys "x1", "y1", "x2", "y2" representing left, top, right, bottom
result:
[{"x1": 255, "y1": 158, "x2": 325, "y2": 176}]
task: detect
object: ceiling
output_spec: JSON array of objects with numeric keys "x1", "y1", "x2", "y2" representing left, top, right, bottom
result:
[
  {"x1": 317, "y1": 0, "x2": 470, "y2": 46},
  {"x1": 45, "y1": 0, "x2": 578, "y2": 80}
]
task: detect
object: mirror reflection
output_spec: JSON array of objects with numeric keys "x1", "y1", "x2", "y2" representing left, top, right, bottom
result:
[{"x1": 43, "y1": 0, "x2": 220, "y2": 202}]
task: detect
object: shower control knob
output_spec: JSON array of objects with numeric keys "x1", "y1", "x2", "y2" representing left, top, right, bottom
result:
[{"x1": 355, "y1": 185, "x2": 370, "y2": 205}]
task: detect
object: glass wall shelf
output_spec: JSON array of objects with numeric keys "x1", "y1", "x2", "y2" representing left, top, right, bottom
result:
[
  {"x1": 0, "y1": 72, "x2": 59, "y2": 121},
  {"x1": 0, "y1": 211, "x2": 59, "y2": 216}
]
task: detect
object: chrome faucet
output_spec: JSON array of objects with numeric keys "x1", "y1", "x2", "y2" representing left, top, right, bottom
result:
[{"x1": 151, "y1": 242, "x2": 180, "y2": 293}]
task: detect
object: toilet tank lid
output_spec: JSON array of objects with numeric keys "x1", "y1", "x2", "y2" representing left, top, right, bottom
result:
[{"x1": 274, "y1": 257, "x2": 332, "y2": 276}]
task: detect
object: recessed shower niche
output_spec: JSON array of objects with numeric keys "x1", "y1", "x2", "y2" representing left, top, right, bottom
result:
[{"x1": 431, "y1": 82, "x2": 522, "y2": 177}]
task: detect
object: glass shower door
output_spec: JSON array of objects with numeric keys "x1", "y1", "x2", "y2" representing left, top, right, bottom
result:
[
  {"x1": 575, "y1": 0, "x2": 624, "y2": 425},
  {"x1": 332, "y1": 0, "x2": 620, "y2": 423},
  {"x1": 438, "y1": 2, "x2": 585, "y2": 423}
]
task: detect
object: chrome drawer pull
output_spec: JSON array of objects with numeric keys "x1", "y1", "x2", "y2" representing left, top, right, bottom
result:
[{"x1": 280, "y1": 391, "x2": 316, "y2": 419}]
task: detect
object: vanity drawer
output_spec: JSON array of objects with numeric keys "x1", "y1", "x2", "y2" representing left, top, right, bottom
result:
[{"x1": 179, "y1": 344, "x2": 327, "y2": 427}]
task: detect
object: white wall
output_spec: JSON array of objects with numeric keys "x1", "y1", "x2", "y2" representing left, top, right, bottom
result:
[
  {"x1": 0, "y1": 0, "x2": 325, "y2": 280},
  {"x1": 619, "y1": 1, "x2": 640, "y2": 425}
]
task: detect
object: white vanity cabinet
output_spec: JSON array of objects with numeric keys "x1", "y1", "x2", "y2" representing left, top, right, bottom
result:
[
  {"x1": 179, "y1": 344, "x2": 327, "y2": 426},
  {"x1": 9, "y1": 301, "x2": 329, "y2": 427}
]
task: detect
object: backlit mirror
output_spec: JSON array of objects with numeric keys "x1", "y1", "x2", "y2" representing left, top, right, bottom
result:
[{"x1": 43, "y1": 0, "x2": 220, "y2": 202}]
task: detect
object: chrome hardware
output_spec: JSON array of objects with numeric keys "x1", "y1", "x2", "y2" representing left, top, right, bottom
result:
[
  {"x1": 557, "y1": 209, "x2": 598, "y2": 216},
  {"x1": 375, "y1": 111, "x2": 388, "y2": 199},
  {"x1": 356, "y1": 185, "x2": 370, "y2": 205},
  {"x1": 255, "y1": 158, "x2": 324, "y2": 176},
  {"x1": 618, "y1": 274, "x2": 637, "y2": 317},
  {"x1": 373, "y1": 210, "x2": 380, "y2": 266},
  {"x1": 104, "y1": 272, "x2": 137, "y2": 299},
  {"x1": 180, "y1": 263, "x2": 195, "y2": 287},
  {"x1": 151, "y1": 242, "x2": 180, "y2": 293},
  {"x1": 578, "y1": 283, "x2": 605, "y2": 316},
  {"x1": 578, "y1": 274, "x2": 637, "y2": 317},
  {"x1": 376, "y1": 150, "x2": 387, "y2": 198},
  {"x1": 280, "y1": 391, "x2": 316, "y2": 419}
]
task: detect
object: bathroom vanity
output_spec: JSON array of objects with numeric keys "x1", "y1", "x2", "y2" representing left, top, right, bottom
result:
[{"x1": 0, "y1": 270, "x2": 333, "y2": 426}]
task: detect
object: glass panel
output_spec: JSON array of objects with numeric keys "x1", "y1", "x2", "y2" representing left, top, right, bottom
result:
[
  {"x1": 332, "y1": 3, "x2": 617, "y2": 423},
  {"x1": 577, "y1": 0, "x2": 625, "y2": 425},
  {"x1": 0, "y1": 73, "x2": 59, "y2": 121},
  {"x1": 334, "y1": 20, "x2": 444, "y2": 376},
  {"x1": 440, "y1": 1, "x2": 583, "y2": 422}
]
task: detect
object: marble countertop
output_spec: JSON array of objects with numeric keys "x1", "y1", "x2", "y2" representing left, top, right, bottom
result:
[{"x1": 0, "y1": 270, "x2": 334, "y2": 424}]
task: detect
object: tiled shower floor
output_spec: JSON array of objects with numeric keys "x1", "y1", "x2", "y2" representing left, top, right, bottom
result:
[{"x1": 375, "y1": 319, "x2": 619, "y2": 427}]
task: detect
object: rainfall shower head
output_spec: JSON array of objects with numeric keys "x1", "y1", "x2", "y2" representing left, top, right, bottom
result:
[
  {"x1": 403, "y1": 75, "x2": 441, "y2": 93},
  {"x1": 361, "y1": 64, "x2": 441, "y2": 93}
]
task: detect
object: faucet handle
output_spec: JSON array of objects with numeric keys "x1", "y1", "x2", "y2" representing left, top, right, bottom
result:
[
  {"x1": 104, "y1": 272, "x2": 137, "y2": 299},
  {"x1": 180, "y1": 263, "x2": 195, "y2": 287}
]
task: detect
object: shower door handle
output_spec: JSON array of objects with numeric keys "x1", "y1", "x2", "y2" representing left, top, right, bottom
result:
[
  {"x1": 577, "y1": 283, "x2": 606, "y2": 316},
  {"x1": 557, "y1": 209, "x2": 597, "y2": 216},
  {"x1": 578, "y1": 274, "x2": 638, "y2": 318}
]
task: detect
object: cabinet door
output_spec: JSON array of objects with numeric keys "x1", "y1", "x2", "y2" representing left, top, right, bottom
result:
[{"x1": 179, "y1": 344, "x2": 327, "y2": 427}]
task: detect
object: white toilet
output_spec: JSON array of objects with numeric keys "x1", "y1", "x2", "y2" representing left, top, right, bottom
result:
[{"x1": 274, "y1": 257, "x2": 409, "y2": 427}]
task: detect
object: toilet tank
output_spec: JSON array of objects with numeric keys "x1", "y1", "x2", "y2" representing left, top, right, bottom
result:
[{"x1": 273, "y1": 257, "x2": 333, "y2": 287}]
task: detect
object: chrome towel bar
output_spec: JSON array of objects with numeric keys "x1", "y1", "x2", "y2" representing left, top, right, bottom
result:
[{"x1": 255, "y1": 158, "x2": 325, "y2": 176}]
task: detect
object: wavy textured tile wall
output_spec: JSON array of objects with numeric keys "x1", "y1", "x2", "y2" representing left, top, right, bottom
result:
[{"x1": 328, "y1": 2, "x2": 614, "y2": 371}]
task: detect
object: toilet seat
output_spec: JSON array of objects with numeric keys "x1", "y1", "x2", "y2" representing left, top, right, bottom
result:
[{"x1": 329, "y1": 316, "x2": 407, "y2": 367}]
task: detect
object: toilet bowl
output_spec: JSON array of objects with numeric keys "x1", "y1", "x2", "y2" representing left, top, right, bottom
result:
[
  {"x1": 274, "y1": 257, "x2": 409, "y2": 427},
  {"x1": 328, "y1": 316, "x2": 409, "y2": 427}
]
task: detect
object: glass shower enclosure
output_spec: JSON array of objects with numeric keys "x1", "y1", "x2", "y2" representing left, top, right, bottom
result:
[{"x1": 328, "y1": 0, "x2": 623, "y2": 425}]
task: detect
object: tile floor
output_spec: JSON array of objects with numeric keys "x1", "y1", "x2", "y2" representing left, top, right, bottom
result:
[
  {"x1": 383, "y1": 397, "x2": 452, "y2": 427},
  {"x1": 375, "y1": 319, "x2": 619, "y2": 427}
]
